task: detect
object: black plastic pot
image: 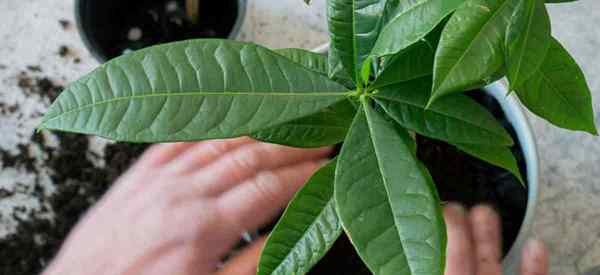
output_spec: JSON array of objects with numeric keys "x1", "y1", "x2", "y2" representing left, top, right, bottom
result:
[{"x1": 75, "y1": 0, "x2": 246, "y2": 63}]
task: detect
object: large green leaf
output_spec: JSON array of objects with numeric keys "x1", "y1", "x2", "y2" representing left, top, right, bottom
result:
[
  {"x1": 372, "y1": 41, "x2": 435, "y2": 90},
  {"x1": 370, "y1": 0, "x2": 464, "y2": 57},
  {"x1": 251, "y1": 100, "x2": 355, "y2": 147},
  {"x1": 515, "y1": 38, "x2": 597, "y2": 134},
  {"x1": 251, "y1": 49, "x2": 356, "y2": 147},
  {"x1": 327, "y1": 0, "x2": 389, "y2": 82},
  {"x1": 373, "y1": 77, "x2": 513, "y2": 145},
  {"x1": 276, "y1": 48, "x2": 356, "y2": 90},
  {"x1": 258, "y1": 160, "x2": 342, "y2": 275},
  {"x1": 335, "y1": 99, "x2": 446, "y2": 275},
  {"x1": 38, "y1": 40, "x2": 350, "y2": 142},
  {"x1": 455, "y1": 144, "x2": 523, "y2": 183},
  {"x1": 274, "y1": 48, "x2": 328, "y2": 76},
  {"x1": 431, "y1": 0, "x2": 517, "y2": 103},
  {"x1": 505, "y1": 0, "x2": 551, "y2": 89}
]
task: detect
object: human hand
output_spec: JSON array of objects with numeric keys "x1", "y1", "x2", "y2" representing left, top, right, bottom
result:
[
  {"x1": 42, "y1": 138, "x2": 332, "y2": 275},
  {"x1": 443, "y1": 204, "x2": 549, "y2": 275}
]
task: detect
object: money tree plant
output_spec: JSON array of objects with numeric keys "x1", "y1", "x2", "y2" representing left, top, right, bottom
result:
[{"x1": 39, "y1": 0, "x2": 595, "y2": 274}]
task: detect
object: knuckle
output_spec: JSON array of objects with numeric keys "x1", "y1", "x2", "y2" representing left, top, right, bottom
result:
[
  {"x1": 205, "y1": 140, "x2": 233, "y2": 155},
  {"x1": 251, "y1": 171, "x2": 284, "y2": 204},
  {"x1": 230, "y1": 145, "x2": 263, "y2": 171}
]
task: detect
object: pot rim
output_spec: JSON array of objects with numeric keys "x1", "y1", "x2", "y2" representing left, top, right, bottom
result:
[
  {"x1": 312, "y1": 43, "x2": 540, "y2": 274},
  {"x1": 486, "y1": 81, "x2": 540, "y2": 274},
  {"x1": 74, "y1": 0, "x2": 247, "y2": 63}
]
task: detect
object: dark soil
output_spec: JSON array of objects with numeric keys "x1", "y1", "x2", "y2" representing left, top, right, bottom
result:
[
  {"x1": 16, "y1": 71, "x2": 64, "y2": 102},
  {"x1": 0, "y1": 133, "x2": 148, "y2": 275},
  {"x1": 58, "y1": 46, "x2": 70, "y2": 58},
  {"x1": 418, "y1": 91, "x2": 528, "y2": 257},
  {"x1": 79, "y1": 0, "x2": 239, "y2": 61},
  {"x1": 1, "y1": 67, "x2": 149, "y2": 275},
  {"x1": 0, "y1": 87, "x2": 526, "y2": 274},
  {"x1": 58, "y1": 20, "x2": 71, "y2": 31}
]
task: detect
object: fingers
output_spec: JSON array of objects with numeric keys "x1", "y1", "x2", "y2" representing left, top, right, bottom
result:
[
  {"x1": 215, "y1": 237, "x2": 266, "y2": 275},
  {"x1": 134, "y1": 143, "x2": 196, "y2": 169},
  {"x1": 469, "y1": 205, "x2": 502, "y2": 275},
  {"x1": 163, "y1": 137, "x2": 254, "y2": 174},
  {"x1": 216, "y1": 160, "x2": 324, "y2": 233},
  {"x1": 444, "y1": 203, "x2": 476, "y2": 275},
  {"x1": 521, "y1": 239, "x2": 549, "y2": 275},
  {"x1": 187, "y1": 143, "x2": 332, "y2": 196}
]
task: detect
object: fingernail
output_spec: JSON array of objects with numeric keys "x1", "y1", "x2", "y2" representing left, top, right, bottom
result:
[{"x1": 446, "y1": 203, "x2": 466, "y2": 214}]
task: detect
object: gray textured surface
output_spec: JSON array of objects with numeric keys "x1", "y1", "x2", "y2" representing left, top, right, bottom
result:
[
  {"x1": 0, "y1": 0, "x2": 599, "y2": 274},
  {"x1": 536, "y1": 3, "x2": 600, "y2": 275}
]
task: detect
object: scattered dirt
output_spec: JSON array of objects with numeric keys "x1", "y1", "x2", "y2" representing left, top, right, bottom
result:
[
  {"x1": 0, "y1": 132, "x2": 148, "y2": 275},
  {"x1": 26, "y1": 66, "x2": 42, "y2": 73},
  {"x1": 58, "y1": 19, "x2": 71, "y2": 31},
  {"x1": 16, "y1": 71, "x2": 63, "y2": 102},
  {"x1": 58, "y1": 46, "x2": 70, "y2": 58},
  {"x1": 0, "y1": 102, "x2": 19, "y2": 115}
]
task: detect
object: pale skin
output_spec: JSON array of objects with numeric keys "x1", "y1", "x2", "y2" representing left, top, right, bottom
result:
[{"x1": 42, "y1": 138, "x2": 549, "y2": 275}]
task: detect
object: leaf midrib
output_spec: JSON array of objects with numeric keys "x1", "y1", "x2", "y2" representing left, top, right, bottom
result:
[
  {"x1": 361, "y1": 101, "x2": 415, "y2": 275},
  {"x1": 538, "y1": 70, "x2": 590, "y2": 124},
  {"x1": 373, "y1": 94, "x2": 508, "y2": 140},
  {"x1": 435, "y1": 0, "x2": 512, "y2": 91},
  {"x1": 41, "y1": 90, "x2": 350, "y2": 126},
  {"x1": 511, "y1": 0, "x2": 536, "y2": 83}
]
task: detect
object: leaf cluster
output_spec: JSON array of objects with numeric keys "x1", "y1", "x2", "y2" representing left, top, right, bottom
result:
[{"x1": 39, "y1": 0, "x2": 595, "y2": 274}]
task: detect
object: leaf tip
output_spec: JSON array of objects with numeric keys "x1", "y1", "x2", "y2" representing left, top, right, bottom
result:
[{"x1": 586, "y1": 125, "x2": 599, "y2": 136}]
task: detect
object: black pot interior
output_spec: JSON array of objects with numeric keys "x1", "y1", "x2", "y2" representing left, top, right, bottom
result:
[{"x1": 77, "y1": 0, "x2": 241, "y2": 62}]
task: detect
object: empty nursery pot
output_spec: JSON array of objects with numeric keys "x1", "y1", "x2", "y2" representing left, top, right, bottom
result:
[{"x1": 75, "y1": 0, "x2": 246, "y2": 62}]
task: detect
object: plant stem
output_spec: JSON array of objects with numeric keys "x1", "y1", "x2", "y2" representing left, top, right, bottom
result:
[{"x1": 186, "y1": 0, "x2": 200, "y2": 24}]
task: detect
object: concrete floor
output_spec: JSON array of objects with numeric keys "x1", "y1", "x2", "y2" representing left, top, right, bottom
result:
[{"x1": 0, "y1": 0, "x2": 599, "y2": 274}]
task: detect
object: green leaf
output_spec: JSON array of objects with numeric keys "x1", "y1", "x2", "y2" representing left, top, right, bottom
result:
[
  {"x1": 361, "y1": 56, "x2": 374, "y2": 86},
  {"x1": 327, "y1": 0, "x2": 389, "y2": 82},
  {"x1": 258, "y1": 159, "x2": 342, "y2": 275},
  {"x1": 276, "y1": 48, "x2": 356, "y2": 90},
  {"x1": 251, "y1": 100, "x2": 356, "y2": 147},
  {"x1": 371, "y1": 23, "x2": 444, "y2": 89},
  {"x1": 370, "y1": 0, "x2": 465, "y2": 57},
  {"x1": 546, "y1": 0, "x2": 577, "y2": 2},
  {"x1": 335, "y1": 99, "x2": 446, "y2": 275},
  {"x1": 274, "y1": 48, "x2": 328, "y2": 76},
  {"x1": 38, "y1": 40, "x2": 350, "y2": 142},
  {"x1": 505, "y1": 0, "x2": 551, "y2": 89},
  {"x1": 373, "y1": 77, "x2": 514, "y2": 145},
  {"x1": 431, "y1": 0, "x2": 517, "y2": 103},
  {"x1": 253, "y1": 49, "x2": 356, "y2": 147},
  {"x1": 515, "y1": 38, "x2": 597, "y2": 134},
  {"x1": 455, "y1": 144, "x2": 523, "y2": 183}
]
